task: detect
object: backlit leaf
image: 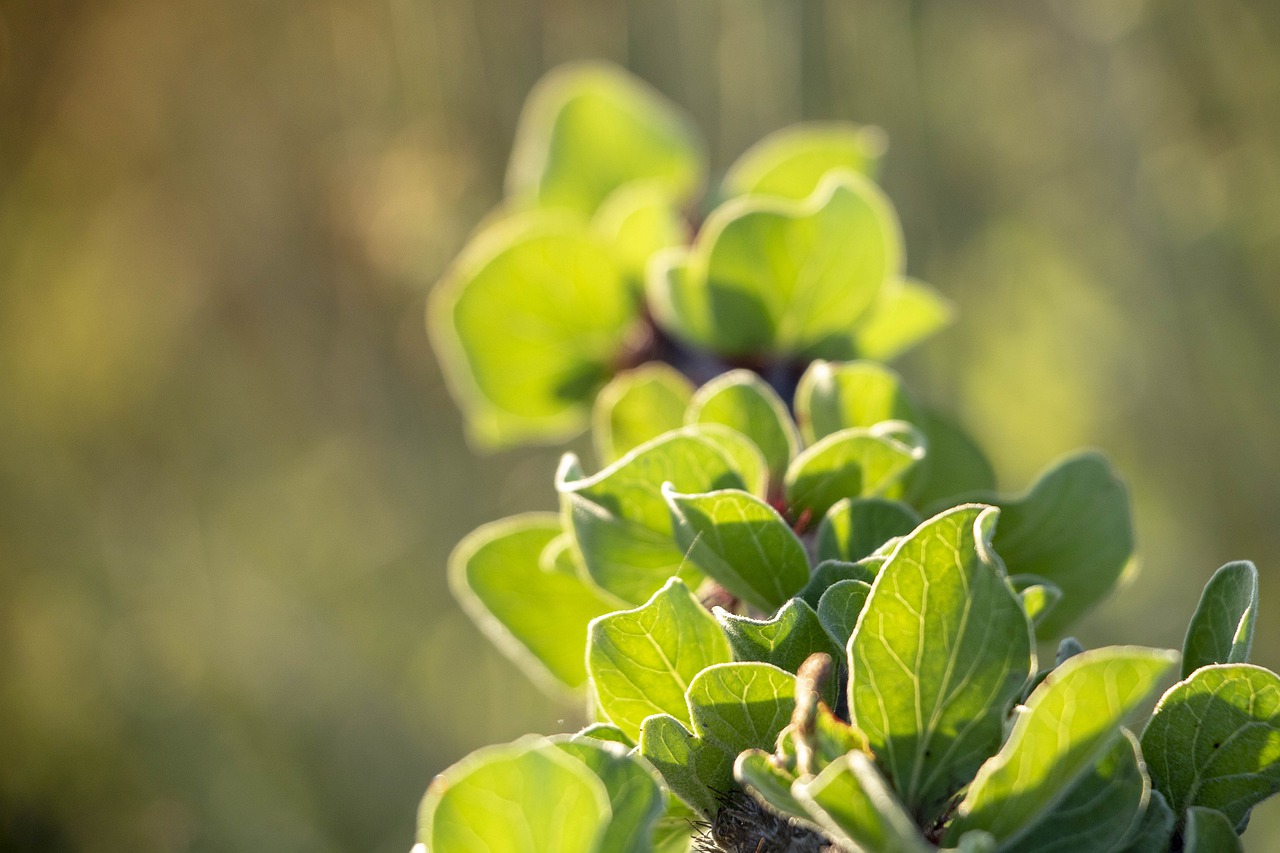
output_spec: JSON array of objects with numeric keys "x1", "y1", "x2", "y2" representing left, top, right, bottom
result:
[{"x1": 1182, "y1": 561, "x2": 1259, "y2": 678}]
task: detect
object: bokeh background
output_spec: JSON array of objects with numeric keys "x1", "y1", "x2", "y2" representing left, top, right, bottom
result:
[{"x1": 3, "y1": 0, "x2": 1280, "y2": 850}]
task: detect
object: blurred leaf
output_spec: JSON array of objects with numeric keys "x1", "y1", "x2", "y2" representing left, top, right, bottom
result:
[
  {"x1": 418, "y1": 737, "x2": 610, "y2": 852},
  {"x1": 816, "y1": 579, "x2": 872, "y2": 650},
  {"x1": 849, "y1": 505, "x2": 1034, "y2": 822},
  {"x1": 592, "y1": 364, "x2": 693, "y2": 464},
  {"x1": 665, "y1": 486, "x2": 809, "y2": 611},
  {"x1": 685, "y1": 369, "x2": 800, "y2": 484},
  {"x1": 654, "y1": 174, "x2": 902, "y2": 356},
  {"x1": 593, "y1": 181, "x2": 689, "y2": 293},
  {"x1": 851, "y1": 277, "x2": 954, "y2": 362},
  {"x1": 721, "y1": 121, "x2": 886, "y2": 200},
  {"x1": 912, "y1": 407, "x2": 998, "y2": 511},
  {"x1": 1141, "y1": 663, "x2": 1280, "y2": 831},
  {"x1": 985, "y1": 452, "x2": 1134, "y2": 637},
  {"x1": 715, "y1": 598, "x2": 841, "y2": 675},
  {"x1": 1183, "y1": 806, "x2": 1243, "y2": 853},
  {"x1": 783, "y1": 422, "x2": 926, "y2": 518},
  {"x1": 574, "y1": 723, "x2": 633, "y2": 747},
  {"x1": 1011, "y1": 729, "x2": 1149, "y2": 853},
  {"x1": 557, "y1": 430, "x2": 745, "y2": 603},
  {"x1": 430, "y1": 215, "x2": 636, "y2": 447},
  {"x1": 507, "y1": 62, "x2": 705, "y2": 215},
  {"x1": 1182, "y1": 561, "x2": 1259, "y2": 678},
  {"x1": 586, "y1": 577, "x2": 732, "y2": 741},
  {"x1": 449, "y1": 513, "x2": 624, "y2": 692},
  {"x1": 816, "y1": 497, "x2": 920, "y2": 563},
  {"x1": 950, "y1": 646, "x2": 1178, "y2": 845},
  {"x1": 1115, "y1": 791, "x2": 1175, "y2": 853},
  {"x1": 734, "y1": 750, "x2": 809, "y2": 818},
  {"x1": 794, "y1": 360, "x2": 922, "y2": 445},
  {"x1": 1011, "y1": 576, "x2": 1063, "y2": 630},
  {"x1": 687, "y1": 422, "x2": 770, "y2": 498},
  {"x1": 792, "y1": 752, "x2": 931, "y2": 853},
  {"x1": 651, "y1": 796, "x2": 697, "y2": 853},
  {"x1": 551, "y1": 737, "x2": 666, "y2": 853}
]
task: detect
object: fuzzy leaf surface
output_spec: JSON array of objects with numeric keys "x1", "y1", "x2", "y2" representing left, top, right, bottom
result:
[
  {"x1": 784, "y1": 422, "x2": 926, "y2": 517},
  {"x1": 716, "y1": 598, "x2": 841, "y2": 676},
  {"x1": 685, "y1": 369, "x2": 800, "y2": 483},
  {"x1": 1141, "y1": 663, "x2": 1280, "y2": 831},
  {"x1": 817, "y1": 497, "x2": 920, "y2": 564},
  {"x1": 792, "y1": 752, "x2": 931, "y2": 853}
]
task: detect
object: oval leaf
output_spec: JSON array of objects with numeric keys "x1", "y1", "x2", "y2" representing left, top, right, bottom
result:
[
  {"x1": 950, "y1": 646, "x2": 1179, "y2": 846},
  {"x1": 715, "y1": 598, "x2": 841, "y2": 676},
  {"x1": 1182, "y1": 561, "x2": 1259, "y2": 678},
  {"x1": 849, "y1": 504, "x2": 1035, "y2": 822},
  {"x1": 1140, "y1": 663, "x2": 1280, "y2": 831},
  {"x1": 816, "y1": 497, "x2": 920, "y2": 564},
  {"x1": 586, "y1": 577, "x2": 732, "y2": 740},
  {"x1": 665, "y1": 486, "x2": 810, "y2": 611},
  {"x1": 722, "y1": 121, "x2": 886, "y2": 200},
  {"x1": 685, "y1": 369, "x2": 800, "y2": 483},
  {"x1": 1183, "y1": 806, "x2": 1243, "y2": 853},
  {"x1": 419, "y1": 736, "x2": 611, "y2": 852},
  {"x1": 507, "y1": 62, "x2": 705, "y2": 215},
  {"x1": 592, "y1": 364, "x2": 694, "y2": 464},
  {"x1": 784, "y1": 421, "x2": 926, "y2": 518},
  {"x1": 429, "y1": 215, "x2": 637, "y2": 447},
  {"x1": 449, "y1": 513, "x2": 625, "y2": 692},
  {"x1": 794, "y1": 359, "x2": 922, "y2": 445}
]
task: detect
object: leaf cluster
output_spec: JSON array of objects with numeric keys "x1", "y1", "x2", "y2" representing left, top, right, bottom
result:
[{"x1": 418, "y1": 64, "x2": 1280, "y2": 853}]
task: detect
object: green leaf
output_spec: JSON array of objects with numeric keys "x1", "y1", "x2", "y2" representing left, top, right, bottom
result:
[
  {"x1": 574, "y1": 723, "x2": 633, "y2": 747},
  {"x1": 734, "y1": 749, "x2": 809, "y2": 818},
  {"x1": 1010, "y1": 729, "x2": 1150, "y2": 853},
  {"x1": 664, "y1": 486, "x2": 810, "y2": 611},
  {"x1": 687, "y1": 662, "x2": 797, "y2": 757},
  {"x1": 721, "y1": 121, "x2": 886, "y2": 200},
  {"x1": 816, "y1": 579, "x2": 872, "y2": 650},
  {"x1": 654, "y1": 173, "x2": 902, "y2": 356},
  {"x1": 1115, "y1": 790, "x2": 1175, "y2": 853},
  {"x1": 797, "y1": 557, "x2": 882, "y2": 608},
  {"x1": 638, "y1": 714, "x2": 734, "y2": 818},
  {"x1": 792, "y1": 752, "x2": 932, "y2": 853},
  {"x1": 850, "y1": 277, "x2": 954, "y2": 362},
  {"x1": 558, "y1": 430, "x2": 745, "y2": 604},
  {"x1": 715, "y1": 598, "x2": 841, "y2": 675},
  {"x1": 816, "y1": 497, "x2": 920, "y2": 563},
  {"x1": 783, "y1": 422, "x2": 926, "y2": 518},
  {"x1": 651, "y1": 796, "x2": 697, "y2": 853},
  {"x1": 1140, "y1": 663, "x2": 1280, "y2": 831},
  {"x1": 1183, "y1": 806, "x2": 1243, "y2": 853},
  {"x1": 586, "y1": 577, "x2": 732, "y2": 740},
  {"x1": 592, "y1": 365, "x2": 694, "y2": 464},
  {"x1": 507, "y1": 62, "x2": 704, "y2": 215},
  {"x1": 848, "y1": 504, "x2": 1035, "y2": 821},
  {"x1": 419, "y1": 736, "x2": 610, "y2": 852},
  {"x1": 1011, "y1": 576, "x2": 1064, "y2": 630},
  {"x1": 912, "y1": 407, "x2": 997, "y2": 511},
  {"x1": 948, "y1": 831, "x2": 998, "y2": 853},
  {"x1": 685, "y1": 422, "x2": 770, "y2": 498},
  {"x1": 685, "y1": 369, "x2": 800, "y2": 483},
  {"x1": 985, "y1": 452, "x2": 1134, "y2": 637},
  {"x1": 449, "y1": 514, "x2": 625, "y2": 692},
  {"x1": 794, "y1": 360, "x2": 923, "y2": 445},
  {"x1": 1182, "y1": 561, "x2": 1259, "y2": 679},
  {"x1": 950, "y1": 646, "x2": 1178, "y2": 845},
  {"x1": 593, "y1": 181, "x2": 688, "y2": 294},
  {"x1": 429, "y1": 215, "x2": 637, "y2": 447},
  {"x1": 552, "y1": 737, "x2": 666, "y2": 853}
]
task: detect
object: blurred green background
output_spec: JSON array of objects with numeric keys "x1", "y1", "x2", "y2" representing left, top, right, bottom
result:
[{"x1": 3, "y1": 0, "x2": 1279, "y2": 850}]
